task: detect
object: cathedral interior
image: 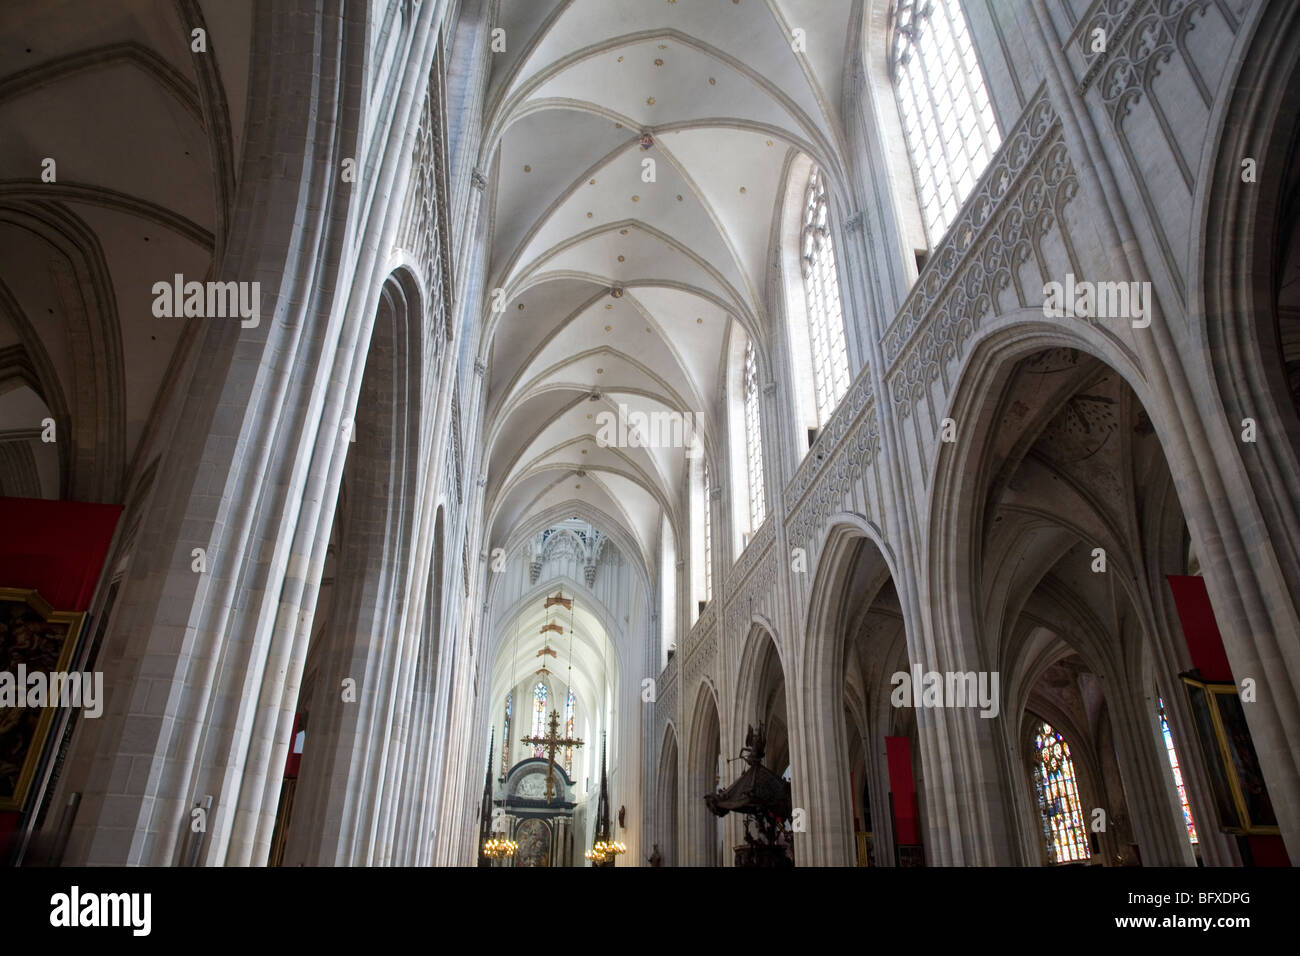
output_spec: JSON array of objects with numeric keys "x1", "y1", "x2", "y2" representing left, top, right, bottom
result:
[{"x1": 0, "y1": 0, "x2": 1299, "y2": 870}]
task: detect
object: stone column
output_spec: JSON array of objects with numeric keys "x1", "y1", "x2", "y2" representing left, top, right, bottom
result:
[
  {"x1": 786, "y1": 677, "x2": 856, "y2": 865},
  {"x1": 58, "y1": 0, "x2": 443, "y2": 868}
]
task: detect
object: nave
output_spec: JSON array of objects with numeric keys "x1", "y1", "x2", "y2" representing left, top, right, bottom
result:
[{"x1": 0, "y1": 0, "x2": 1297, "y2": 869}]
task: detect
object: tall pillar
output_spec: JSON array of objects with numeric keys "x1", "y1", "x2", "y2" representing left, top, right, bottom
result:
[
  {"x1": 787, "y1": 679, "x2": 856, "y2": 865},
  {"x1": 58, "y1": 0, "x2": 443, "y2": 867}
]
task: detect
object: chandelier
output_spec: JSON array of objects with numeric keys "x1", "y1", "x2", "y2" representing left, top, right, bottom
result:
[
  {"x1": 483, "y1": 835, "x2": 517, "y2": 859},
  {"x1": 584, "y1": 839, "x2": 626, "y2": 864}
]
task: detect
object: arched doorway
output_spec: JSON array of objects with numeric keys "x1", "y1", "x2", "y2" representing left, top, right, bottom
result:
[
  {"x1": 802, "y1": 524, "x2": 905, "y2": 866},
  {"x1": 731, "y1": 626, "x2": 793, "y2": 864},
  {"x1": 686, "y1": 684, "x2": 722, "y2": 866},
  {"x1": 656, "y1": 724, "x2": 679, "y2": 866}
]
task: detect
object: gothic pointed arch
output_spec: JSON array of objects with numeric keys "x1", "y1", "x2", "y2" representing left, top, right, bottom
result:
[
  {"x1": 656, "y1": 721, "x2": 680, "y2": 867},
  {"x1": 685, "y1": 680, "x2": 723, "y2": 867}
]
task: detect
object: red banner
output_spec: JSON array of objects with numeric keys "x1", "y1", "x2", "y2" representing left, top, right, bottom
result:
[
  {"x1": 1166, "y1": 575, "x2": 1232, "y2": 682},
  {"x1": 886, "y1": 735, "x2": 919, "y2": 846},
  {"x1": 0, "y1": 497, "x2": 122, "y2": 611}
]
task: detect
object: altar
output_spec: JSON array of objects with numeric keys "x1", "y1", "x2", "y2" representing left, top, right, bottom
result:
[{"x1": 497, "y1": 758, "x2": 579, "y2": 867}]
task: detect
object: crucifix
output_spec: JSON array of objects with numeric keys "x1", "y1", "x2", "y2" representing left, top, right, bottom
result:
[{"x1": 521, "y1": 709, "x2": 584, "y2": 802}]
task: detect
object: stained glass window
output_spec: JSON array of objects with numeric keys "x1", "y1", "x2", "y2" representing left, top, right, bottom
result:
[
  {"x1": 564, "y1": 689, "x2": 576, "y2": 775},
  {"x1": 501, "y1": 693, "x2": 512, "y2": 775},
  {"x1": 743, "y1": 340, "x2": 766, "y2": 531},
  {"x1": 891, "y1": 0, "x2": 1001, "y2": 244},
  {"x1": 702, "y1": 462, "x2": 713, "y2": 601},
  {"x1": 1158, "y1": 697, "x2": 1199, "y2": 845},
  {"x1": 531, "y1": 682, "x2": 548, "y2": 757},
  {"x1": 801, "y1": 166, "x2": 850, "y2": 425},
  {"x1": 1032, "y1": 721, "x2": 1090, "y2": 863}
]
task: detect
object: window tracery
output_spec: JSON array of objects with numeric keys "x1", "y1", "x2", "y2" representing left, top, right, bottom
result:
[
  {"x1": 1032, "y1": 721, "x2": 1090, "y2": 863},
  {"x1": 1158, "y1": 697, "x2": 1199, "y2": 845},
  {"x1": 743, "y1": 341, "x2": 766, "y2": 531},
  {"x1": 531, "y1": 682, "x2": 548, "y2": 757},
  {"x1": 800, "y1": 166, "x2": 850, "y2": 424},
  {"x1": 891, "y1": 0, "x2": 1001, "y2": 243},
  {"x1": 702, "y1": 462, "x2": 713, "y2": 601},
  {"x1": 564, "y1": 689, "x2": 577, "y2": 775}
]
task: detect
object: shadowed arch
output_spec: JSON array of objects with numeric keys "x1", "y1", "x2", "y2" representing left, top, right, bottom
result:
[
  {"x1": 798, "y1": 516, "x2": 900, "y2": 866},
  {"x1": 926, "y1": 320, "x2": 1154, "y2": 687},
  {"x1": 0, "y1": 203, "x2": 126, "y2": 501},
  {"x1": 924, "y1": 319, "x2": 1242, "y2": 865},
  {"x1": 733, "y1": 623, "x2": 789, "y2": 773},
  {"x1": 656, "y1": 721, "x2": 680, "y2": 866},
  {"x1": 685, "y1": 680, "x2": 722, "y2": 866}
]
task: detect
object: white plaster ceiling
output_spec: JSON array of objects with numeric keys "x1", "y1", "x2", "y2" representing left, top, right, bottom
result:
[{"x1": 480, "y1": 0, "x2": 855, "y2": 571}]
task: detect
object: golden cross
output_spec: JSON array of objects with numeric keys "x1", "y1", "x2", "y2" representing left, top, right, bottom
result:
[{"x1": 520, "y1": 709, "x2": 584, "y2": 802}]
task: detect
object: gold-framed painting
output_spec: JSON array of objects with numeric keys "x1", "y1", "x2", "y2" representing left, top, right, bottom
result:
[
  {"x1": 856, "y1": 830, "x2": 871, "y2": 867},
  {"x1": 0, "y1": 587, "x2": 85, "y2": 812},
  {"x1": 1181, "y1": 676, "x2": 1279, "y2": 836}
]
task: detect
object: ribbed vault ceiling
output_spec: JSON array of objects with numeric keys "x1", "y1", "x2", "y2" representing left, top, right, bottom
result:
[
  {"x1": 489, "y1": 589, "x2": 621, "y2": 736},
  {"x1": 480, "y1": 0, "x2": 857, "y2": 574}
]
